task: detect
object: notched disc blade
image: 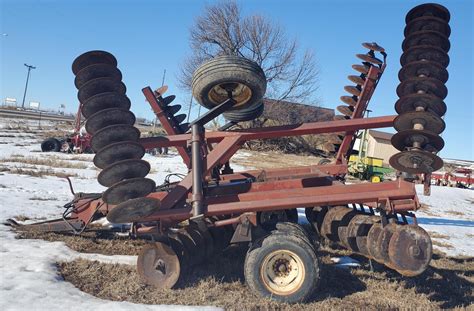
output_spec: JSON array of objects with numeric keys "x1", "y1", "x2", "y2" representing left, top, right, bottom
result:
[
  {"x1": 395, "y1": 93, "x2": 446, "y2": 116},
  {"x1": 344, "y1": 85, "x2": 361, "y2": 97},
  {"x1": 337, "y1": 105, "x2": 354, "y2": 117},
  {"x1": 107, "y1": 197, "x2": 160, "y2": 223},
  {"x1": 405, "y1": 3, "x2": 450, "y2": 23},
  {"x1": 356, "y1": 54, "x2": 383, "y2": 65},
  {"x1": 173, "y1": 114, "x2": 187, "y2": 124},
  {"x1": 362, "y1": 42, "x2": 385, "y2": 52},
  {"x1": 161, "y1": 95, "x2": 176, "y2": 106},
  {"x1": 91, "y1": 124, "x2": 140, "y2": 152},
  {"x1": 136, "y1": 241, "x2": 180, "y2": 289},
  {"x1": 86, "y1": 108, "x2": 136, "y2": 135},
  {"x1": 166, "y1": 104, "x2": 181, "y2": 115},
  {"x1": 352, "y1": 64, "x2": 370, "y2": 75},
  {"x1": 389, "y1": 150, "x2": 443, "y2": 174},
  {"x1": 402, "y1": 30, "x2": 450, "y2": 53},
  {"x1": 103, "y1": 177, "x2": 156, "y2": 205},
  {"x1": 98, "y1": 159, "x2": 151, "y2": 187},
  {"x1": 78, "y1": 77, "x2": 126, "y2": 103},
  {"x1": 400, "y1": 45, "x2": 449, "y2": 67},
  {"x1": 82, "y1": 92, "x2": 131, "y2": 119},
  {"x1": 394, "y1": 111, "x2": 445, "y2": 134},
  {"x1": 396, "y1": 77, "x2": 447, "y2": 99},
  {"x1": 94, "y1": 141, "x2": 145, "y2": 169},
  {"x1": 398, "y1": 60, "x2": 448, "y2": 83},
  {"x1": 348, "y1": 75, "x2": 365, "y2": 86},
  {"x1": 340, "y1": 95, "x2": 357, "y2": 106},
  {"x1": 72, "y1": 50, "x2": 117, "y2": 75},
  {"x1": 404, "y1": 16, "x2": 451, "y2": 37},
  {"x1": 391, "y1": 129, "x2": 444, "y2": 152},
  {"x1": 155, "y1": 85, "x2": 168, "y2": 96},
  {"x1": 388, "y1": 224, "x2": 433, "y2": 277},
  {"x1": 75, "y1": 64, "x2": 122, "y2": 89}
]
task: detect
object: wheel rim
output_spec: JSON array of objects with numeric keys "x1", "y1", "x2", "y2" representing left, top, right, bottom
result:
[
  {"x1": 371, "y1": 175, "x2": 381, "y2": 183},
  {"x1": 260, "y1": 249, "x2": 305, "y2": 296},
  {"x1": 208, "y1": 82, "x2": 252, "y2": 108}
]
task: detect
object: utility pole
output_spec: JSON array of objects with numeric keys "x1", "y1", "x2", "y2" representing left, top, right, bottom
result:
[{"x1": 21, "y1": 63, "x2": 36, "y2": 109}]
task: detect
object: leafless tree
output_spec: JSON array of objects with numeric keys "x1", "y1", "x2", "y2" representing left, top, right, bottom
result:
[{"x1": 179, "y1": 0, "x2": 319, "y2": 104}]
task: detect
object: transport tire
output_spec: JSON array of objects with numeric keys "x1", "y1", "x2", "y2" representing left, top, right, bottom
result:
[
  {"x1": 222, "y1": 101, "x2": 264, "y2": 122},
  {"x1": 41, "y1": 138, "x2": 61, "y2": 152},
  {"x1": 192, "y1": 55, "x2": 267, "y2": 111},
  {"x1": 244, "y1": 233, "x2": 320, "y2": 303}
]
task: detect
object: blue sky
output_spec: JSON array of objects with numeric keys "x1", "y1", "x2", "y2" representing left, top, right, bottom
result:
[{"x1": 1, "y1": 0, "x2": 472, "y2": 160}]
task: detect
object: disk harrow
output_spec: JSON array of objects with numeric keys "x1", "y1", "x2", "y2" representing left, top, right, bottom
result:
[
  {"x1": 390, "y1": 3, "x2": 450, "y2": 176},
  {"x1": 9, "y1": 2, "x2": 452, "y2": 305}
]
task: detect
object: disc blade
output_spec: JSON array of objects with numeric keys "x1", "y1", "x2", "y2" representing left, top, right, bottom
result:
[
  {"x1": 155, "y1": 85, "x2": 168, "y2": 96},
  {"x1": 344, "y1": 85, "x2": 361, "y2": 97},
  {"x1": 340, "y1": 95, "x2": 358, "y2": 106},
  {"x1": 82, "y1": 92, "x2": 131, "y2": 119},
  {"x1": 356, "y1": 54, "x2": 383, "y2": 65},
  {"x1": 136, "y1": 241, "x2": 180, "y2": 289},
  {"x1": 161, "y1": 95, "x2": 176, "y2": 106},
  {"x1": 334, "y1": 115, "x2": 349, "y2": 121},
  {"x1": 179, "y1": 123, "x2": 190, "y2": 133},
  {"x1": 405, "y1": 3, "x2": 450, "y2": 23},
  {"x1": 166, "y1": 104, "x2": 181, "y2": 115},
  {"x1": 394, "y1": 111, "x2": 445, "y2": 134},
  {"x1": 90, "y1": 124, "x2": 140, "y2": 152},
  {"x1": 391, "y1": 129, "x2": 444, "y2": 152},
  {"x1": 78, "y1": 78, "x2": 126, "y2": 103},
  {"x1": 367, "y1": 223, "x2": 384, "y2": 262},
  {"x1": 402, "y1": 30, "x2": 450, "y2": 53},
  {"x1": 173, "y1": 114, "x2": 186, "y2": 124},
  {"x1": 85, "y1": 108, "x2": 136, "y2": 135},
  {"x1": 72, "y1": 50, "x2": 117, "y2": 76},
  {"x1": 98, "y1": 159, "x2": 151, "y2": 187},
  {"x1": 347, "y1": 75, "x2": 365, "y2": 86},
  {"x1": 377, "y1": 223, "x2": 399, "y2": 268},
  {"x1": 337, "y1": 105, "x2": 354, "y2": 117},
  {"x1": 75, "y1": 64, "x2": 122, "y2": 89},
  {"x1": 352, "y1": 64, "x2": 370, "y2": 74},
  {"x1": 388, "y1": 224, "x2": 433, "y2": 276},
  {"x1": 404, "y1": 16, "x2": 451, "y2": 37},
  {"x1": 343, "y1": 214, "x2": 368, "y2": 251},
  {"x1": 362, "y1": 42, "x2": 385, "y2": 52},
  {"x1": 94, "y1": 141, "x2": 145, "y2": 169},
  {"x1": 396, "y1": 77, "x2": 447, "y2": 99},
  {"x1": 389, "y1": 150, "x2": 443, "y2": 174},
  {"x1": 395, "y1": 93, "x2": 446, "y2": 116},
  {"x1": 107, "y1": 197, "x2": 160, "y2": 223},
  {"x1": 102, "y1": 177, "x2": 156, "y2": 205},
  {"x1": 400, "y1": 45, "x2": 449, "y2": 67},
  {"x1": 398, "y1": 60, "x2": 448, "y2": 83}
]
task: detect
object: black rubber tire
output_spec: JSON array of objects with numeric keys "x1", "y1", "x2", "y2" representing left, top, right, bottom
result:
[
  {"x1": 192, "y1": 55, "x2": 267, "y2": 111},
  {"x1": 318, "y1": 158, "x2": 331, "y2": 165},
  {"x1": 41, "y1": 138, "x2": 61, "y2": 152},
  {"x1": 244, "y1": 233, "x2": 320, "y2": 303},
  {"x1": 223, "y1": 102, "x2": 264, "y2": 122}
]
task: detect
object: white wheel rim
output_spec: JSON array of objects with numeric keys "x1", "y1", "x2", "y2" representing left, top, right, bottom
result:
[{"x1": 260, "y1": 249, "x2": 305, "y2": 295}]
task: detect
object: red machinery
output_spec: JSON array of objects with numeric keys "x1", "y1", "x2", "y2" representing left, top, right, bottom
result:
[
  {"x1": 10, "y1": 3, "x2": 451, "y2": 304},
  {"x1": 432, "y1": 167, "x2": 473, "y2": 188}
]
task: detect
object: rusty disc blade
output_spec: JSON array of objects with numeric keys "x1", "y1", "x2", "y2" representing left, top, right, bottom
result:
[
  {"x1": 184, "y1": 227, "x2": 207, "y2": 265},
  {"x1": 402, "y1": 30, "x2": 450, "y2": 53},
  {"x1": 367, "y1": 223, "x2": 384, "y2": 262},
  {"x1": 396, "y1": 77, "x2": 447, "y2": 99},
  {"x1": 389, "y1": 150, "x2": 443, "y2": 174},
  {"x1": 307, "y1": 206, "x2": 328, "y2": 235},
  {"x1": 400, "y1": 45, "x2": 449, "y2": 67},
  {"x1": 168, "y1": 231, "x2": 190, "y2": 268},
  {"x1": 90, "y1": 124, "x2": 140, "y2": 152},
  {"x1": 341, "y1": 214, "x2": 367, "y2": 250},
  {"x1": 377, "y1": 223, "x2": 399, "y2": 268},
  {"x1": 166, "y1": 104, "x2": 181, "y2": 115},
  {"x1": 155, "y1": 85, "x2": 168, "y2": 96},
  {"x1": 344, "y1": 85, "x2": 361, "y2": 97},
  {"x1": 191, "y1": 223, "x2": 215, "y2": 258},
  {"x1": 405, "y1": 3, "x2": 450, "y2": 23},
  {"x1": 347, "y1": 75, "x2": 366, "y2": 86},
  {"x1": 404, "y1": 16, "x2": 451, "y2": 37},
  {"x1": 340, "y1": 95, "x2": 358, "y2": 106},
  {"x1": 77, "y1": 77, "x2": 126, "y2": 103},
  {"x1": 356, "y1": 54, "x2": 383, "y2": 65},
  {"x1": 320, "y1": 206, "x2": 347, "y2": 241},
  {"x1": 334, "y1": 115, "x2": 349, "y2": 121},
  {"x1": 106, "y1": 197, "x2": 160, "y2": 223},
  {"x1": 352, "y1": 64, "x2": 370, "y2": 75},
  {"x1": 355, "y1": 215, "x2": 380, "y2": 257},
  {"x1": 395, "y1": 93, "x2": 446, "y2": 117},
  {"x1": 72, "y1": 50, "x2": 117, "y2": 76},
  {"x1": 394, "y1": 111, "x2": 445, "y2": 134},
  {"x1": 85, "y1": 108, "x2": 136, "y2": 135},
  {"x1": 98, "y1": 159, "x2": 151, "y2": 187},
  {"x1": 388, "y1": 224, "x2": 433, "y2": 277},
  {"x1": 337, "y1": 105, "x2": 354, "y2": 117},
  {"x1": 82, "y1": 92, "x2": 131, "y2": 119},
  {"x1": 173, "y1": 114, "x2": 187, "y2": 124},
  {"x1": 75, "y1": 64, "x2": 122, "y2": 89},
  {"x1": 93, "y1": 141, "x2": 145, "y2": 169},
  {"x1": 102, "y1": 177, "x2": 156, "y2": 205},
  {"x1": 176, "y1": 230, "x2": 199, "y2": 267},
  {"x1": 398, "y1": 60, "x2": 448, "y2": 83},
  {"x1": 136, "y1": 242, "x2": 180, "y2": 289},
  {"x1": 391, "y1": 129, "x2": 444, "y2": 152},
  {"x1": 336, "y1": 210, "x2": 358, "y2": 247},
  {"x1": 362, "y1": 42, "x2": 385, "y2": 52},
  {"x1": 161, "y1": 95, "x2": 176, "y2": 106}
]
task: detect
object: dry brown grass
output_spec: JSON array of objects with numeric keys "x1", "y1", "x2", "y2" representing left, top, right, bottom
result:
[
  {"x1": 0, "y1": 155, "x2": 89, "y2": 169},
  {"x1": 446, "y1": 210, "x2": 466, "y2": 217},
  {"x1": 233, "y1": 149, "x2": 327, "y2": 170},
  {"x1": 2, "y1": 166, "x2": 80, "y2": 178},
  {"x1": 17, "y1": 229, "x2": 470, "y2": 310}
]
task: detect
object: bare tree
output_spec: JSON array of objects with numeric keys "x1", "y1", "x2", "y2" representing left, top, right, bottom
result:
[{"x1": 179, "y1": 0, "x2": 319, "y2": 104}]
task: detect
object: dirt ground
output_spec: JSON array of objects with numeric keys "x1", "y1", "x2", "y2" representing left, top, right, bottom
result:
[{"x1": 18, "y1": 231, "x2": 474, "y2": 310}]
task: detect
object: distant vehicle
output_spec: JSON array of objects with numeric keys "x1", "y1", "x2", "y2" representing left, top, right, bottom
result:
[{"x1": 431, "y1": 168, "x2": 473, "y2": 188}]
